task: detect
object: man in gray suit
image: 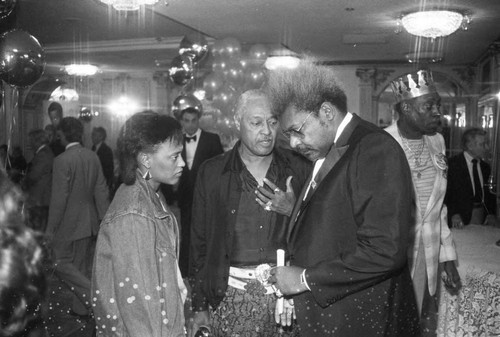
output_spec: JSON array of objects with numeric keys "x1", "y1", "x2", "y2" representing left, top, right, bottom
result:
[
  {"x1": 23, "y1": 129, "x2": 54, "y2": 232},
  {"x1": 46, "y1": 117, "x2": 109, "y2": 316}
]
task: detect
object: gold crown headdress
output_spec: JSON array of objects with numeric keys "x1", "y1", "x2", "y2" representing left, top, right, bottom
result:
[{"x1": 390, "y1": 69, "x2": 437, "y2": 102}]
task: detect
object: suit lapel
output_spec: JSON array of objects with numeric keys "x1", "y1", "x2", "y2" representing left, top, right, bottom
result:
[
  {"x1": 302, "y1": 145, "x2": 349, "y2": 205},
  {"x1": 306, "y1": 114, "x2": 359, "y2": 202},
  {"x1": 287, "y1": 114, "x2": 358, "y2": 243},
  {"x1": 191, "y1": 130, "x2": 204, "y2": 170},
  {"x1": 287, "y1": 171, "x2": 312, "y2": 241},
  {"x1": 421, "y1": 136, "x2": 440, "y2": 218},
  {"x1": 459, "y1": 153, "x2": 473, "y2": 194}
]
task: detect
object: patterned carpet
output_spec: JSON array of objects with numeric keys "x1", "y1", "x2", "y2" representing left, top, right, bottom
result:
[{"x1": 44, "y1": 268, "x2": 95, "y2": 337}]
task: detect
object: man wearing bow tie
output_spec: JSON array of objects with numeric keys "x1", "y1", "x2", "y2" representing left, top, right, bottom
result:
[
  {"x1": 177, "y1": 107, "x2": 223, "y2": 277},
  {"x1": 266, "y1": 60, "x2": 419, "y2": 336}
]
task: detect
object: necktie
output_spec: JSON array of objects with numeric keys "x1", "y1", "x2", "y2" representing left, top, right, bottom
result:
[
  {"x1": 185, "y1": 135, "x2": 197, "y2": 143},
  {"x1": 472, "y1": 159, "x2": 482, "y2": 202}
]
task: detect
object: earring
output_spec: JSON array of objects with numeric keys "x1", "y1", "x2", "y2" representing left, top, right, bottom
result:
[{"x1": 142, "y1": 170, "x2": 151, "y2": 180}]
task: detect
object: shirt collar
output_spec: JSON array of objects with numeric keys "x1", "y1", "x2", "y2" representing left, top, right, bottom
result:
[
  {"x1": 65, "y1": 142, "x2": 80, "y2": 150},
  {"x1": 464, "y1": 150, "x2": 476, "y2": 163},
  {"x1": 36, "y1": 144, "x2": 46, "y2": 154},
  {"x1": 185, "y1": 128, "x2": 201, "y2": 139},
  {"x1": 334, "y1": 112, "x2": 353, "y2": 143}
]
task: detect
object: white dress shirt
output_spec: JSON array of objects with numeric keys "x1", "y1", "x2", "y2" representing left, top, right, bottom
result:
[
  {"x1": 464, "y1": 151, "x2": 484, "y2": 197},
  {"x1": 185, "y1": 128, "x2": 201, "y2": 170}
]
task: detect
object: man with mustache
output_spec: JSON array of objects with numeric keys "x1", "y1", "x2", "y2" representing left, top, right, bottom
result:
[
  {"x1": 266, "y1": 60, "x2": 420, "y2": 337},
  {"x1": 188, "y1": 89, "x2": 310, "y2": 337},
  {"x1": 385, "y1": 70, "x2": 460, "y2": 333}
]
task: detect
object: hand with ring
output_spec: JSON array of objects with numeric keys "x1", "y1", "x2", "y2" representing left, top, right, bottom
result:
[{"x1": 255, "y1": 176, "x2": 296, "y2": 216}]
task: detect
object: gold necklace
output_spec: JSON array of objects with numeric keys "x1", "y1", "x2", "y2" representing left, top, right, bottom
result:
[{"x1": 398, "y1": 129, "x2": 428, "y2": 178}]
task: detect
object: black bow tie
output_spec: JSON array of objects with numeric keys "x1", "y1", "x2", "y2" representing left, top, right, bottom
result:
[{"x1": 185, "y1": 135, "x2": 197, "y2": 143}]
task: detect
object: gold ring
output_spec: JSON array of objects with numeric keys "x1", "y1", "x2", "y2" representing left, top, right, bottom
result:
[{"x1": 274, "y1": 187, "x2": 280, "y2": 193}]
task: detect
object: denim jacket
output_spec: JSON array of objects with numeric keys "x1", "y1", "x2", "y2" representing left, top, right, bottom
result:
[{"x1": 92, "y1": 170, "x2": 185, "y2": 337}]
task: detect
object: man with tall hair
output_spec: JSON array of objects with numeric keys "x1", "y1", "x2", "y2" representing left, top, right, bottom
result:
[
  {"x1": 47, "y1": 102, "x2": 65, "y2": 157},
  {"x1": 176, "y1": 106, "x2": 223, "y2": 277},
  {"x1": 385, "y1": 70, "x2": 460, "y2": 332},
  {"x1": 266, "y1": 60, "x2": 420, "y2": 336},
  {"x1": 188, "y1": 90, "x2": 310, "y2": 337},
  {"x1": 91, "y1": 126, "x2": 115, "y2": 192},
  {"x1": 23, "y1": 129, "x2": 54, "y2": 232},
  {"x1": 446, "y1": 127, "x2": 497, "y2": 227},
  {"x1": 46, "y1": 117, "x2": 109, "y2": 317}
]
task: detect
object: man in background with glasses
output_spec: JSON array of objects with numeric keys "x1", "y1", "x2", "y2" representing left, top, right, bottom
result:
[{"x1": 266, "y1": 60, "x2": 420, "y2": 337}]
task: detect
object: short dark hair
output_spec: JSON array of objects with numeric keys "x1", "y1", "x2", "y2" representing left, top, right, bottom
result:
[
  {"x1": 180, "y1": 107, "x2": 201, "y2": 119},
  {"x1": 461, "y1": 127, "x2": 486, "y2": 150},
  {"x1": 267, "y1": 58, "x2": 347, "y2": 117},
  {"x1": 28, "y1": 129, "x2": 49, "y2": 146},
  {"x1": 59, "y1": 117, "x2": 83, "y2": 143},
  {"x1": 48, "y1": 102, "x2": 63, "y2": 118},
  {"x1": 117, "y1": 111, "x2": 183, "y2": 185},
  {"x1": 93, "y1": 127, "x2": 107, "y2": 141}
]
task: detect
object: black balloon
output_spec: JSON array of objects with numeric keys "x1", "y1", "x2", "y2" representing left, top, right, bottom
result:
[
  {"x1": 168, "y1": 55, "x2": 193, "y2": 86},
  {"x1": 179, "y1": 33, "x2": 209, "y2": 64},
  {"x1": 0, "y1": 0, "x2": 16, "y2": 20},
  {"x1": 0, "y1": 29, "x2": 45, "y2": 88}
]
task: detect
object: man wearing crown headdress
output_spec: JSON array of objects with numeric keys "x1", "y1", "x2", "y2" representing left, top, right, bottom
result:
[{"x1": 385, "y1": 70, "x2": 461, "y2": 331}]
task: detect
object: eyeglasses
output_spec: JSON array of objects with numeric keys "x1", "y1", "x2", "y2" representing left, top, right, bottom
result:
[{"x1": 282, "y1": 111, "x2": 314, "y2": 140}]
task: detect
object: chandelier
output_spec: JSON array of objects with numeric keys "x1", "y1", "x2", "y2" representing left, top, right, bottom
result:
[
  {"x1": 99, "y1": 0, "x2": 159, "y2": 11},
  {"x1": 400, "y1": 10, "x2": 469, "y2": 39}
]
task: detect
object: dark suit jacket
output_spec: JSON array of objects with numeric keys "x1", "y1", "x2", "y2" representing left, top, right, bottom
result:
[
  {"x1": 47, "y1": 144, "x2": 109, "y2": 241},
  {"x1": 24, "y1": 145, "x2": 54, "y2": 207},
  {"x1": 178, "y1": 130, "x2": 223, "y2": 209},
  {"x1": 445, "y1": 152, "x2": 496, "y2": 225},
  {"x1": 94, "y1": 142, "x2": 114, "y2": 188},
  {"x1": 288, "y1": 115, "x2": 419, "y2": 336},
  {"x1": 177, "y1": 130, "x2": 223, "y2": 276}
]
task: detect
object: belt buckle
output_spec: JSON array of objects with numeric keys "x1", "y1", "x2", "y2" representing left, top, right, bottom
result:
[{"x1": 255, "y1": 263, "x2": 272, "y2": 286}]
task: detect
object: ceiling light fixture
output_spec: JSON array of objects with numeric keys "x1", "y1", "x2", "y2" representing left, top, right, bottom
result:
[
  {"x1": 64, "y1": 64, "x2": 100, "y2": 76},
  {"x1": 400, "y1": 10, "x2": 470, "y2": 39},
  {"x1": 98, "y1": 0, "x2": 159, "y2": 11}
]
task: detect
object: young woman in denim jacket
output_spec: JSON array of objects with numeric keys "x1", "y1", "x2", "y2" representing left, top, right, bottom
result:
[{"x1": 92, "y1": 111, "x2": 187, "y2": 336}]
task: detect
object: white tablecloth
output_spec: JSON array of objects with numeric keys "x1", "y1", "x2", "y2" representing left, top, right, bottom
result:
[{"x1": 437, "y1": 225, "x2": 500, "y2": 337}]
